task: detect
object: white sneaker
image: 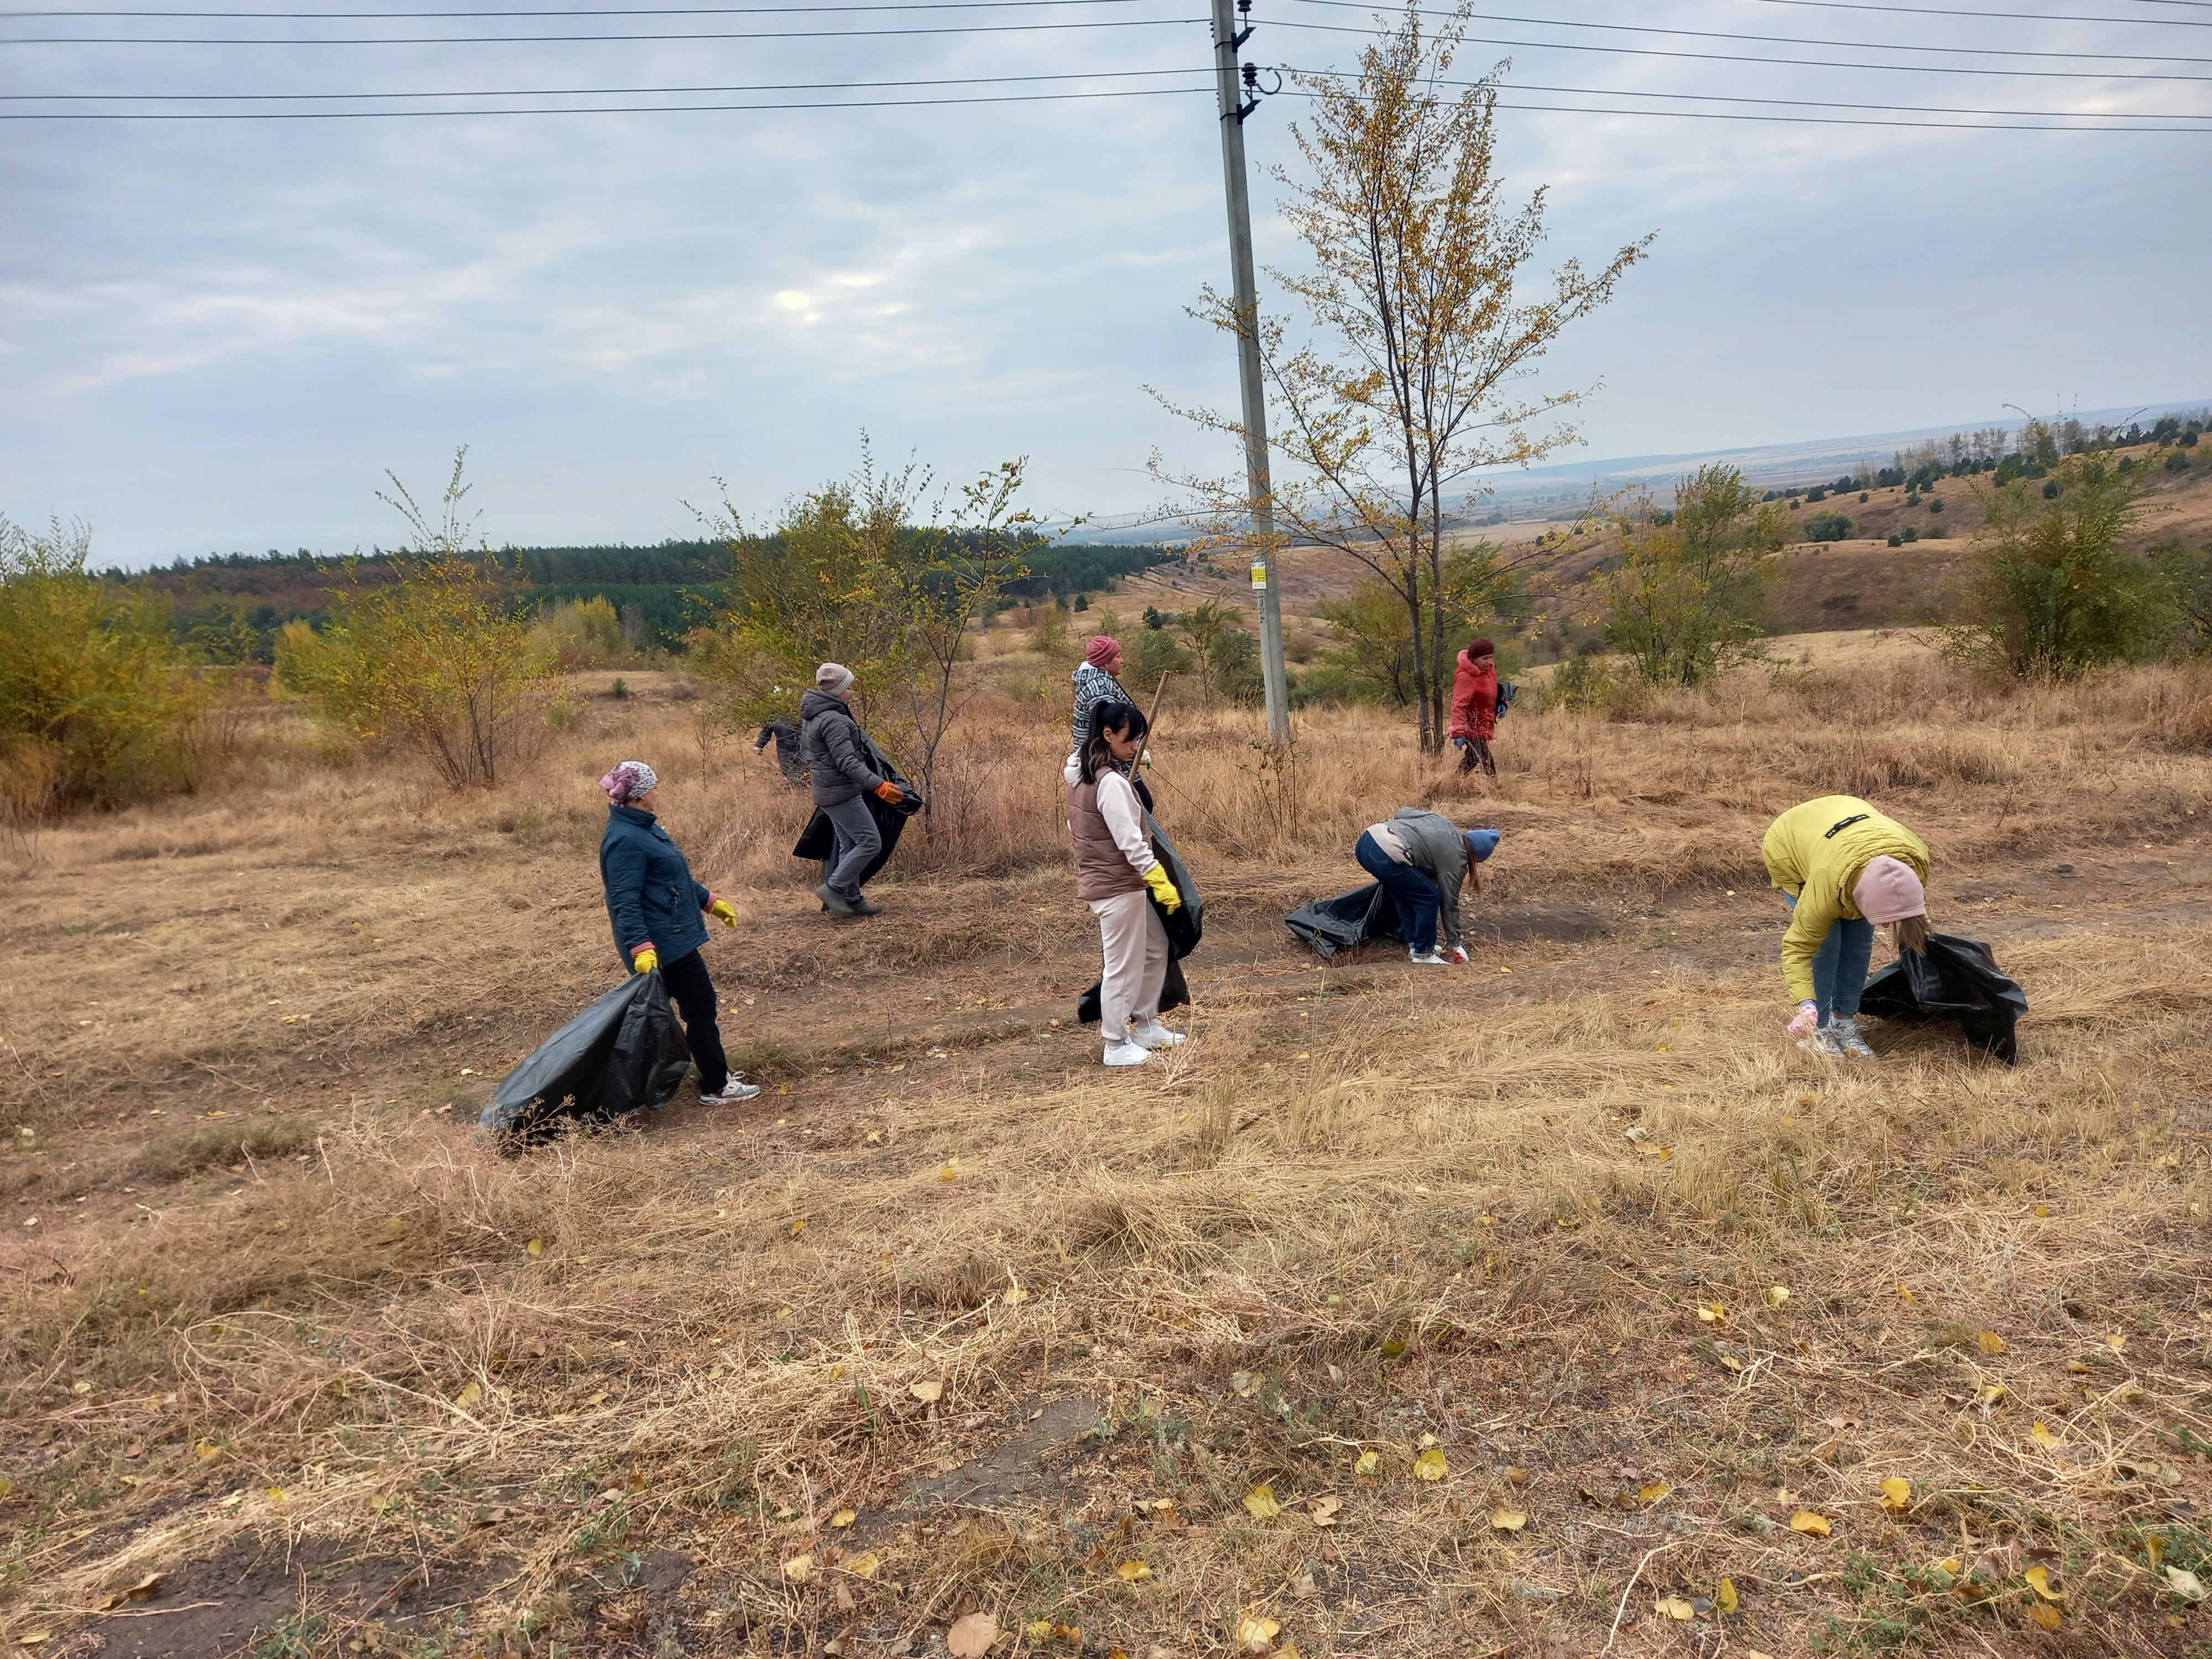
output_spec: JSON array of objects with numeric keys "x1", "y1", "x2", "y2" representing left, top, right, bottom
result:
[
  {"x1": 1409, "y1": 948, "x2": 1450, "y2": 966},
  {"x1": 1796, "y1": 1027, "x2": 1845, "y2": 1060},
  {"x1": 1103, "y1": 1041, "x2": 1152, "y2": 1068},
  {"x1": 1130, "y1": 1021, "x2": 1186, "y2": 1051},
  {"x1": 1829, "y1": 1019, "x2": 1879, "y2": 1061},
  {"x1": 699, "y1": 1081, "x2": 763, "y2": 1104}
]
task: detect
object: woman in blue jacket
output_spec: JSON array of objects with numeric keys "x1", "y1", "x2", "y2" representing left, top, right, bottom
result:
[{"x1": 597, "y1": 760, "x2": 759, "y2": 1106}]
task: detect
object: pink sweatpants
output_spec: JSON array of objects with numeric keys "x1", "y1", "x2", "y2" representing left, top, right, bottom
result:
[{"x1": 1088, "y1": 888, "x2": 1167, "y2": 1044}]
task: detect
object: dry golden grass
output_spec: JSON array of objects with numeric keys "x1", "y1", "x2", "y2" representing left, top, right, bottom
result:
[{"x1": 2, "y1": 642, "x2": 2211, "y2": 1658}]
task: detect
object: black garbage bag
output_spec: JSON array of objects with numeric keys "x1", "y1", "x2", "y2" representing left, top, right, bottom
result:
[
  {"x1": 479, "y1": 972, "x2": 692, "y2": 1145},
  {"x1": 1076, "y1": 812, "x2": 1204, "y2": 1025},
  {"x1": 1858, "y1": 932, "x2": 2028, "y2": 1065},
  {"x1": 792, "y1": 734, "x2": 923, "y2": 888},
  {"x1": 1285, "y1": 881, "x2": 1404, "y2": 961}
]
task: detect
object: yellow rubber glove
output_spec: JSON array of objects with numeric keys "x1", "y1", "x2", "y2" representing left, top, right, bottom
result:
[
  {"x1": 707, "y1": 897, "x2": 737, "y2": 929},
  {"x1": 1141, "y1": 863, "x2": 1182, "y2": 914},
  {"x1": 632, "y1": 947, "x2": 660, "y2": 975}
]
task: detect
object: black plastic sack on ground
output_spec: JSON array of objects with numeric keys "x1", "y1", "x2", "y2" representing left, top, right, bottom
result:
[
  {"x1": 1858, "y1": 932, "x2": 2028, "y2": 1065},
  {"x1": 1076, "y1": 812, "x2": 1204, "y2": 1025},
  {"x1": 1285, "y1": 881, "x2": 1404, "y2": 961},
  {"x1": 480, "y1": 972, "x2": 692, "y2": 1145},
  {"x1": 792, "y1": 735, "x2": 922, "y2": 888}
]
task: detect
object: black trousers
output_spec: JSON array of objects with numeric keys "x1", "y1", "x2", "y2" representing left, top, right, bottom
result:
[{"x1": 658, "y1": 948, "x2": 728, "y2": 1096}]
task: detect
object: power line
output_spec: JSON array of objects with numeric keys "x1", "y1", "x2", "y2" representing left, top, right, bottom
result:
[
  {"x1": 6, "y1": 88, "x2": 2203, "y2": 122},
  {"x1": 1746, "y1": 0, "x2": 2212, "y2": 25},
  {"x1": 0, "y1": 0, "x2": 1164, "y2": 14},
  {"x1": 1271, "y1": 17, "x2": 2212, "y2": 78},
  {"x1": 16, "y1": 0, "x2": 2212, "y2": 58},
  {"x1": 1, "y1": 63, "x2": 1212, "y2": 93},
  {"x1": 0, "y1": 12, "x2": 1201, "y2": 37},
  {"x1": 1284, "y1": 0, "x2": 2212, "y2": 64},
  {"x1": 10, "y1": 64, "x2": 2202, "y2": 118},
  {"x1": 0, "y1": 82, "x2": 1217, "y2": 108}
]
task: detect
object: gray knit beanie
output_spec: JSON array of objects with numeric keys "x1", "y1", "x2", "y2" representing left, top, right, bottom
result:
[{"x1": 816, "y1": 662, "x2": 854, "y2": 693}]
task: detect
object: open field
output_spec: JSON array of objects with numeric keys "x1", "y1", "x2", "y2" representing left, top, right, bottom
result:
[{"x1": 5, "y1": 646, "x2": 2212, "y2": 1658}]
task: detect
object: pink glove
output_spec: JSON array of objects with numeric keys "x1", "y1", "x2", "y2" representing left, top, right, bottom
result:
[{"x1": 1786, "y1": 1001, "x2": 1820, "y2": 1037}]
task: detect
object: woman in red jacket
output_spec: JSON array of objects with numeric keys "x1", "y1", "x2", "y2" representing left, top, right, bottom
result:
[{"x1": 1449, "y1": 638, "x2": 1499, "y2": 777}]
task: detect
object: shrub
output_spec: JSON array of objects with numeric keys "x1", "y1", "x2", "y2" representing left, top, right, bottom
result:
[
  {"x1": 1928, "y1": 497, "x2": 1945, "y2": 513},
  {"x1": 531, "y1": 596, "x2": 624, "y2": 670},
  {"x1": 276, "y1": 453, "x2": 552, "y2": 788},
  {"x1": 1805, "y1": 511, "x2": 1853, "y2": 544},
  {"x1": 1806, "y1": 487, "x2": 1828, "y2": 504},
  {"x1": 1945, "y1": 456, "x2": 2166, "y2": 679},
  {"x1": 1122, "y1": 624, "x2": 1190, "y2": 693},
  {"x1": 0, "y1": 514, "x2": 206, "y2": 823},
  {"x1": 1859, "y1": 492, "x2": 1871, "y2": 504},
  {"x1": 1901, "y1": 526, "x2": 1919, "y2": 544},
  {"x1": 1599, "y1": 465, "x2": 1786, "y2": 687},
  {"x1": 1887, "y1": 534, "x2": 1902, "y2": 548},
  {"x1": 2166, "y1": 449, "x2": 2192, "y2": 473},
  {"x1": 1547, "y1": 649, "x2": 1616, "y2": 711}
]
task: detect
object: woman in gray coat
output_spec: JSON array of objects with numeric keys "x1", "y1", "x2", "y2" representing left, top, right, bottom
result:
[{"x1": 798, "y1": 661, "x2": 905, "y2": 916}]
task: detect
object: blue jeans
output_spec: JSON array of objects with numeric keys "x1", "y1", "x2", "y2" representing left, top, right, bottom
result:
[
  {"x1": 1783, "y1": 895, "x2": 1874, "y2": 1023},
  {"x1": 1356, "y1": 830, "x2": 1441, "y2": 955}
]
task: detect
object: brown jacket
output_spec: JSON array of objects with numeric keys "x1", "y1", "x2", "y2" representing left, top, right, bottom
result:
[{"x1": 1068, "y1": 775, "x2": 1149, "y2": 901}]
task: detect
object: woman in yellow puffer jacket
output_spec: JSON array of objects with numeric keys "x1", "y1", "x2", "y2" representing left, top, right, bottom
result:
[{"x1": 1761, "y1": 795, "x2": 1931, "y2": 1060}]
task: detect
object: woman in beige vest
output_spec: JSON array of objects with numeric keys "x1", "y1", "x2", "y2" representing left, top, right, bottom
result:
[{"x1": 1065, "y1": 700, "x2": 1186, "y2": 1067}]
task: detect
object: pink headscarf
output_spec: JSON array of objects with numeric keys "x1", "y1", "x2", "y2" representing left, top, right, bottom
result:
[{"x1": 1084, "y1": 634, "x2": 1121, "y2": 669}]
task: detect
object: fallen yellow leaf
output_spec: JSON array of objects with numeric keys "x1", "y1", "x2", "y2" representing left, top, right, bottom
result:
[
  {"x1": 1977, "y1": 1329, "x2": 2006, "y2": 1355},
  {"x1": 1896, "y1": 1284, "x2": 1914, "y2": 1302},
  {"x1": 1975, "y1": 1383, "x2": 2006, "y2": 1406},
  {"x1": 1715, "y1": 1577, "x2": 1739, "y2": 1615},
  {"x1": 791, "y1": 1218, "x2": 807, "y2": 1236},
  {"x1": 525, "y1": 1237, "x2": 542, "y2": 1256},
  {"x1": 1235, "y1": 1614, "x2": 1279, "y2": 1655},
  {"x1": 1790, "y1": 1510, "x2": 1832, "y2": 1536},
  {"x1": 1306, "y1": 1494, "x2": 1341, "y2": 1527},
  {"x1": 1025, "y1": 1621, "x2": 1055, "y2": 1641},
  {"x1": 2030, "y1": 1602, "x2": 2063, "y2": 1631},
  {"x1": 1003, "y1": 1286, "x2": 1028, "y2": 1305},
  {"x1": 947, "y1": 1612, "x2": 1000, "y2": 1658},
  {"x1": 1697, "y1": 1301, "x2": 1726, "y2": 1323},
  {"x1": 1639, "y1": 1481, "x2": 1671, "y2": 1505},
  {"x1": 1766, "y1": 1286, "x2": 1791, "y2": 1310},
  {"x1": 910, "y1": 1379, "x2": 943, "y2": 1402},
  {"x1": 1413, "y1": 1448, "x2": 1448, "y2": 1481},
  {"x1": 1243, "y1": 1485, "x2": 1281, "y2": 1520},
  {"x1": 1490, "y1": 1507, "x2": 1526, "y2": 1531},
  {"x1": 831, "y1": 1507, "x2": 857, "y2": 1528},
  {"x1": 2025, "y1": 1565, "x2": 2063, "y2": 1602},
  {"x1": 844, "y1": 1552, "x2": 881, "y2": 1579},
  {"x1": 1117, "y1": 1560, "x2": 1151, "y2": 1582},
  {"x1": 781, "y1": 1553, "x2": 812, "y2": 1583},
  {"x1": 1355, "y1": 1450, "x2": 1379, "y2": 1475},
  {"x1": 194, "y1": 1441, "x2": 221, "y2": 1463},
  {"x1": 1656, "y1": 1594, "x2": 1695, "y2": 1620},
  {"x1": 2105, "y1": 1332, "x2": 2127, "y2": 1353},
  {"x1": 937, "y1": 1164, "x2": 958, "y2": 1182},
  {"x1": 1879, "y1": 1477, "x2": 1912, "y2": 1512},
  {"x1": 2031, "y1": 1421, "x2": 2059, "y2": 1449},
  {"x1": 2147, "y1": 1535, "x2": 2167, "y2": 1568},
  {"x1": 454, "y1": 1381, "x2": 482, "y2": 1410}
]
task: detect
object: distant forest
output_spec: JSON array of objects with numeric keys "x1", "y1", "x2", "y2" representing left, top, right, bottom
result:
[{"x1": 113, "y1": 537, "x2": 1176, "y2": 661}]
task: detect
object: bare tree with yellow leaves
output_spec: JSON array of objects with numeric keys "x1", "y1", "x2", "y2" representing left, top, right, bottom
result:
[{"x1": 1155, "y1": 0, "x2": 1650, "y2": 751}]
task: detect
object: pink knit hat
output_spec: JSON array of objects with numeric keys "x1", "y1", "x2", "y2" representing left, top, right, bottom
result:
[
  {"x1": 1853, "y1": 855, "x2": 1927, "y2": 923},
  {"x1": 1084, "y1": 634, "x2": 1121, "y2": 667}
]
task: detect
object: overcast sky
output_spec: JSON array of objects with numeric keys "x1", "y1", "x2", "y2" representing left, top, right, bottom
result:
[{"x1": 3, "y1": 0, "x2": 2206, "y2": 565}]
